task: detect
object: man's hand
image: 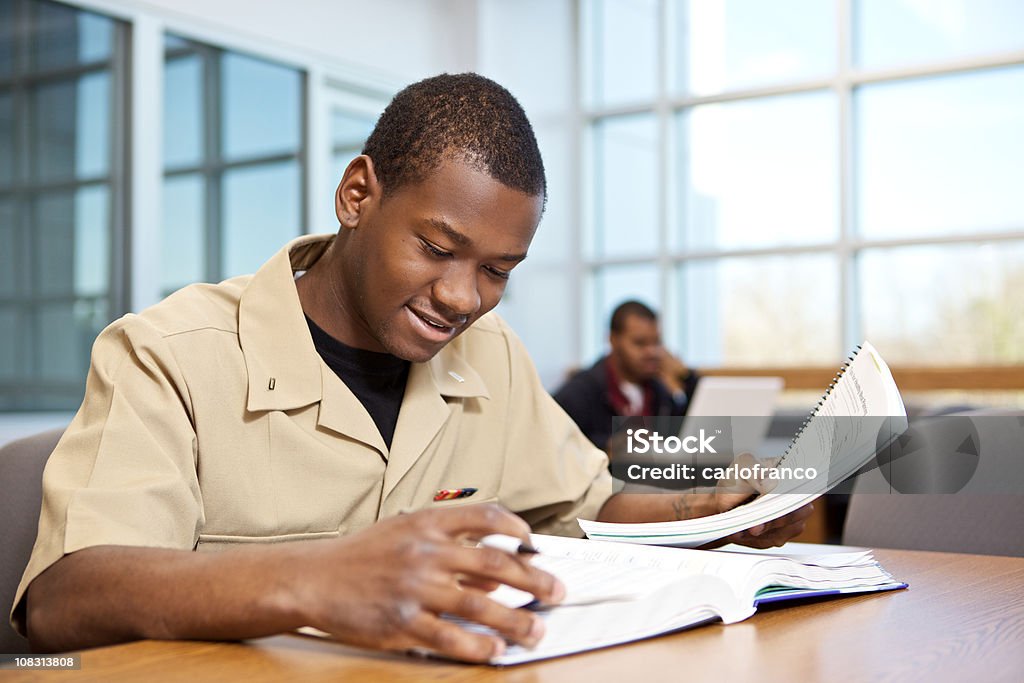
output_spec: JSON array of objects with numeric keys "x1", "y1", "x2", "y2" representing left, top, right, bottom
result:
[
  {"x1": 292, "y1": 504, "x2": 563, "y2": 662},
  {"x1": 708, "y1": 452, "x2": 814, "y2": 549},
  {"x1": 659, "y1": 351, "x2": 689, "y2": 395}
]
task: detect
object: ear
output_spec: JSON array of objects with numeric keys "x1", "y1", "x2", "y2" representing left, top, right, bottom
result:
[{"x1": 335, "y1": 155, "x2": 381, "y2": 229}]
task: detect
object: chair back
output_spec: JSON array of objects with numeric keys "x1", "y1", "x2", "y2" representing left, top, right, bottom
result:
[{"x1": 0, "y1": 428, "x2": 65, "y2": 653}]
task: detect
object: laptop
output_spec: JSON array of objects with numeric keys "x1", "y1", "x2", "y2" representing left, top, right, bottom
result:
[{"x1": 681, "y1": 376, "x2": 784, "y2": 459}]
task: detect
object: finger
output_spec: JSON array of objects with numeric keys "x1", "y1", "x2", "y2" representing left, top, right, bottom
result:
[
  {"x1": 425, "y1": 504, "x2": 531, "y2": 542},
  {"x1": 441, "y1": 544, "x2": 565, "y2": 604},
  {"x1": 403, "y1": 610, "x2": 508, "y2": 663},
  {"x1": 424, "y1": 585, "x2": 544, "y2": 648},
  {"x1": 458, "y1": 576, "x2": 501, "y2": 593}
]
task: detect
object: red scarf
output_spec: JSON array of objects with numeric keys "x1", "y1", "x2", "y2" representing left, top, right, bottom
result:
[{"x1": 605, "y1": 358, "x2": 653, "y2": 416}]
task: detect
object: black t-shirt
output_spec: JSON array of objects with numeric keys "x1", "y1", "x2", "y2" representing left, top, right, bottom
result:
[{"x1": 305, "y1": 316, "x2": 410, "y2": 450}]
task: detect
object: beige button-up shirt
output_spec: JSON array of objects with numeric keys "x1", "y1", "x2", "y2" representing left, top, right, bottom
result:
[{"x1": 12, "y1": 234, "x2": 612, "y2": 635}]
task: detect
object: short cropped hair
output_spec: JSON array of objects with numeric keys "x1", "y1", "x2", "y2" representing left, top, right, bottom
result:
[
  {"x1": 609, "y1": 300, "x2": 658, "y2": 334},
  {"x1": 362, "y1": 73, "x2": 547, "y2": 204}
]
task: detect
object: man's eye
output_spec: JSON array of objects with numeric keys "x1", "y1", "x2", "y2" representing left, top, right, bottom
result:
[
  {"x1": 484, "y1": 266, "x2": 510, "y2": 281},
  {"x1": 422, "y1": 240, "x2": 452, "y2": 258}
]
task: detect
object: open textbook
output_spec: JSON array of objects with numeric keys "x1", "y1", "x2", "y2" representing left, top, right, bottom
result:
[
  {"x1": 298, "y1": 535, "x2": 905, "y2": 665},
  {"x1": 579, "y1": 341, "x2": 908, "y2": 548}
]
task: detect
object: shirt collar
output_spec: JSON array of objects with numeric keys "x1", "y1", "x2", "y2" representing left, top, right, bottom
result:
[{"x1": 238, "y1": 234, "x2": 490, "y2": 417}]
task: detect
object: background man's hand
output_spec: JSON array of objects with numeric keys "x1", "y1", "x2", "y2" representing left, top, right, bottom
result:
[{"x1": 293, "y1": 504, "x2": 563, "y2": 662}]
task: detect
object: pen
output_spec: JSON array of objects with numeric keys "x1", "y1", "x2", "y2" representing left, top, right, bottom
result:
[{"x1": 479, "y1": 534, "x2": 540, "y2": 555}]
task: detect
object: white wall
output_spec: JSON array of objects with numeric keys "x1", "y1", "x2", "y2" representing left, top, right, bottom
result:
[
  {"x1": 107, "y1": 0, "x2": 480, "y2": 84},
  {"x1": 477, "y1": 0, "x2": 581, "y2": 390}
]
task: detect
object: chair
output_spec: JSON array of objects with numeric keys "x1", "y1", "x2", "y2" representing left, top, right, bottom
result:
[
  {"x1": 843, "y1": 409, "x2": 1024, "y2": 557},
  {"x1": 0, "y1": 428, "x2": 65, "y2": 654}
]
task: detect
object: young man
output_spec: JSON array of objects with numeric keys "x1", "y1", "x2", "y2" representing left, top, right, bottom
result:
[
  {"x1": 554, "y1": 301, "x2": 699, "y2": 451},
  {"x1": 14, "y1": 74, "x2": 809, "y2": 662}
]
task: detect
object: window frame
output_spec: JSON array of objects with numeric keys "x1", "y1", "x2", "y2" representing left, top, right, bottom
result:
[{"x1": 577, "y1": 0, "x2": 1024, "y2": 370}]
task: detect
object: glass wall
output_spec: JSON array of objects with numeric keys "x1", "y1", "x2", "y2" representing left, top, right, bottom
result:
[
  {"x1": 161, "y1": 36, "x2": 305, "y2": 295},
  {"x1": 0, "y1": 0, "x2": 125, "y2": 410},
  {"x1": 581, "y1": 0, "x2": 1024, "y2": 368}
]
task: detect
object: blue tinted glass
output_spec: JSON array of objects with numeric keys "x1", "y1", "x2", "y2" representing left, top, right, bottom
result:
[
  {"x1": 34, "y1": 186, "x2": 109, "y2": 298},
  {"x1": 331, "y1": 110, "x2": 375, "y2": 149},
  {"x1": 164, "y1": 33, "x2": 191, "y2": 51},
  {"x1": 594, "y1": 115, "x2": 659, "y2": 258},
  {"x1": 674, "y1": 0, "x2": 835, "y2": 96},
  {"x1": 0, "y1": 198, "x2": 17, "y2": 296},
  {"x1": 161, "y1": 174, "x2": 205, "y2": 292},
  {"x1": 679, "y1": 92, "x2": 838, "y2": 250},
  {"x1": 587, "y1": 0, "x2": 659, "y2": 107},
  {"x1": 0, "y1": 305, "x2": 19, "y2": 378},
  {"x1": 859, "y1": 243, "x2": 1024, "y2": 365},
  {"x1": 0, "y1": 0, "x2": 13, "y2": 77},
  {"x1": 35, "y1": 191, "x2": 74, "y2": 296},
  {"x1": 0, "y1": 306, "x2": 21, "y2": 381},
  {"x1": 221, "y1": 161, "x2": 300, "y2": 277},
  {"x1": 32, "y1": 73, "x2": 110, "y2": 181},
  {"x1": 37, "y1": 302, "x2": 83, "y2": 381},
  {"x1": 73, "y1": 185, "x2": 109, "y2": 297},
  {"x1": 856, "y1": 67, "x2": 1024, "y2": 239},
  {"x1": 679, "y1": 255, "x2": 839, "y2": 366},
  {"x1": 164, "y1": 55, "x2": 204, "y2": 169},
  {"x1": 0, "y1": 92, "x2": 13, "y2": 186},
  {"x1": 221, "y1": 53, "x2": 301, "y2": 160},
  {"x1": 31, "y1": 1, "x2": 113, "y2": 71},
  {"x1": 856, "y1": 0, "x2": 1024, "y2": 69}
]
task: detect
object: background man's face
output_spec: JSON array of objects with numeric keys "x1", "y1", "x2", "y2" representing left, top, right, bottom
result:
[
  {"x1": 341, "y1": 157, "x2": 543, "y2": 362},
  {"x1": 609, "y1": 315, "x2": 663, "y2": 383}
]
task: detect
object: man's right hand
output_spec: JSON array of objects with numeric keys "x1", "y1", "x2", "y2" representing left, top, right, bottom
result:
[
  {"x1": 289, "y1": 504, "x2": 563, "y2": 662},
  {"x1": 25, "y1": 504, "x2": 561, "y2": 660}
]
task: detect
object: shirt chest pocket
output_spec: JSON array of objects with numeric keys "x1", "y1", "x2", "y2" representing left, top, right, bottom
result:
[{"x1": 196, "y1": 409, "x2": 386, "y2": 538}]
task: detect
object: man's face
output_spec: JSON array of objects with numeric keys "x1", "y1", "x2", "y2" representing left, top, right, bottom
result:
[
  {"x1": 337, "y1": 157, "x2": 542, "y2": 362},
  {"x1": 609, "y1": 315, "x2": 663, "y2": 383}
]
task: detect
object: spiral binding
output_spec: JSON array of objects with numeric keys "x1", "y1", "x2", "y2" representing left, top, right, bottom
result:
[{"x1": 776, "y1": 344, "x2": 863, "y2": 467}]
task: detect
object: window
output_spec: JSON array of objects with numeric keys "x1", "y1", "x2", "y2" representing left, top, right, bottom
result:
[
  {"x1": 161, "y1": 36, "x2": 305, "y2": 295},
  {"x1": 0, "y1": 0, "x2": 126, "y2": 410},
  {"x1": 581, "y1": 0, "x2": 1024, "y2": 368}
]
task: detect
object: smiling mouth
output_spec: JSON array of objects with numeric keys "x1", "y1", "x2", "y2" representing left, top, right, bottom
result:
[{"x1": 406, "y1": 306, "x2": 461, "y2": 342}]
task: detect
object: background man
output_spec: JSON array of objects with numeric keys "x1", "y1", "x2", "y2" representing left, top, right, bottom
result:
[
  {"x1": 14, "y1": 74, "x2": 808, "y2": 663},
  {"x1": 554, "y1": 300, "x2": 699, "y2": 451}
]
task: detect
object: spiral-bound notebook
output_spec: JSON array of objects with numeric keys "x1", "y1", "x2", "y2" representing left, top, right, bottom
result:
[{"x1": 578, "y1": 342, "x2": 908, "y2": 547}]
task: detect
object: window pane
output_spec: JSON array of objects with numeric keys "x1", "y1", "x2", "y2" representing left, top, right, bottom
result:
[
  {"x1": 34, "y1": 186, "x2": 109, "y2": 298},
  {"x1": 0, "y1": 92, "x2": 13, "y2": 185},
  {"x1": 593, "y1": 115, "x2": 659, "y2": 258},
  {"x1": 221, "y1": 53, "x2": 301, "y2": 160},
  {"x1": 0, "y1": 0, "x2": 14, "y2": 77},
  {"x1": 36, "y1": 299, "x2": 105, "y2": 383},
  {"x1": 859, "y1": 243, "x2": 1024, "y2": 365},
  {"x1": 161, "y1": 174, "x2": 206, "y2": 292},
  {"x1": 31, "y1": 1, "x2": 113, "y2": 71},
  {"x1": 164, "y1": 34, "x2": 191, "y2": 51},
  {"x1": 679, "y1": 255, "x2": 839, "y2": 366},
  {"x1": 0, "y1": 306, "x2": 21, "y2": 381},
  {"x1": 32, "y1": 72, "x2": 110, "y2": 181},
  {"x1": 163, "y1": 54, "x2": 204, "y2": 170},
  {"x1": 0, "y1": 198, "x2": 17, "y2": 296},
  {"x1": 588, "y1": 263, "x2": 660, "y2": 362},
  {"x1": 331, "y1": 109, "x2": 375, "y2": 149},
  {"x1": 856, "y1": 67, "x2": 1024, "y2": 239},
  {"x1": 674, "y1": 0, "x2": 835, "y2": 96},
  {"x1": 856, "y1": 0, "x2": 1024, "y2": 69},
  {"x1": 73, "y1": 185, "x2": 109, "y2": 297},
  {"x1": 221, "y1": 161, "x2": 300, "y2": 277},
  {"x1": 586, "y1": 0, "x2": 658, "y2": 107},
  {"x1": 680, "y1": 92, "x2": 837, "y2": 250}
]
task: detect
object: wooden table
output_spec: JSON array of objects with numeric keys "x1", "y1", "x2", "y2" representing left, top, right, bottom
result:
[{"x1": 11, "y1": 549, "x2": 1024, "y2": 682}]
